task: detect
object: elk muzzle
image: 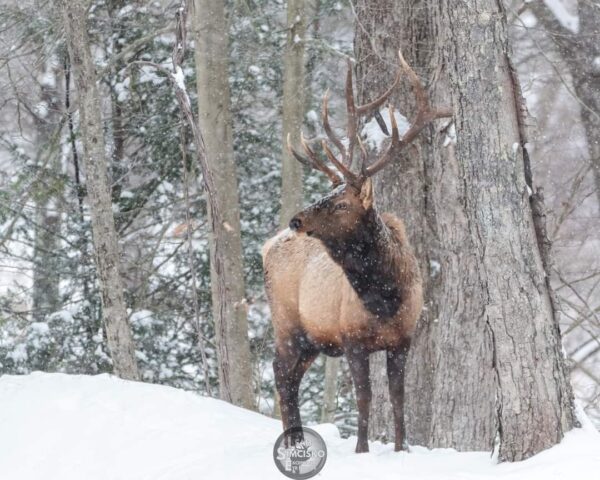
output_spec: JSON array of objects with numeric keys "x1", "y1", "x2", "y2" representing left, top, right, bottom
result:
[
  {"x1": 289, "y1": 216, "x2": 302, "y2": 231},
  {"x1": 289, "y1": 212, "x2": 317, "y2": 236}
]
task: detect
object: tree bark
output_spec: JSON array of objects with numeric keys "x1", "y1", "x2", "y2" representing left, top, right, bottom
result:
[
  {"x1": 193, "y1": 0, "x2": 254, "y2": 409},
  {"x1": 354, "y1": 0, "x2": 576, "y2": 461},
  {"x1": 279, "y1": 0, "x2": 307, "y2": 226},
  {"x1": 56, "y1": 0, "x2": 140, "y2": 381}
]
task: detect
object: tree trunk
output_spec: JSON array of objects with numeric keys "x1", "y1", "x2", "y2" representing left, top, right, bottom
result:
[
  {"x1": 106, "y1": 0, "x2": 128, "y2": 206},
  {"x1": 272, "y1": 0, "x2": 308, "y2": 419},
  {"x1": 193, "y1": 0, "x2": 254, "y2": 409},
  {"x1": 56, "y1": 0, "x2": 139, "y2": 381},
  {"x1": 32, "y1": 205, "x2": 61, "y2": 321},
  {"x1": 321, "y1": 356, "x2": 339, "y2": 423},
  {"x1": 32, "y1": 57, "x2": 62, "y2": 322},
  {"x1": 354, "y1": 0, "x2": 576, "y2": 461},
  {"x1": 279, "y1": 0, "x2": 307, "y2": 226}
]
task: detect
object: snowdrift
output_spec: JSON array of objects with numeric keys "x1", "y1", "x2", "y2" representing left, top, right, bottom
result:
[{"x1": 0, "y1": 372, "x2": 598, "y2": 480}]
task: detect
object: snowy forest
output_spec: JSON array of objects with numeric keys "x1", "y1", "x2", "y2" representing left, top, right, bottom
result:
[{"x1": 0, "y1": 0, "x2": 599, "y2": 478}]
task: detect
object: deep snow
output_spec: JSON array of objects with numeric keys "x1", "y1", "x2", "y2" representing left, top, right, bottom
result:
[{"x1": 0, "y1": 373, "x2": 599, "y2": 480}]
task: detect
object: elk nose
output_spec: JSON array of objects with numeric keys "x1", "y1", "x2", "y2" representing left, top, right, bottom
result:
[{"x1": 289, "y1": 217, "x2": 302, "y2": 231}]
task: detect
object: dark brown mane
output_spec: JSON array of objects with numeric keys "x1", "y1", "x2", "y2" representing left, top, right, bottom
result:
[{"x1": 321, "y1": 209, "x2": 403, "y2": 318}]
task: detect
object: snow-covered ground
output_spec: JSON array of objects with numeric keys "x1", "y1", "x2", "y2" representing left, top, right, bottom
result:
[{"x1": 0, "y1": 373, "x2": 598, "y2": 480}]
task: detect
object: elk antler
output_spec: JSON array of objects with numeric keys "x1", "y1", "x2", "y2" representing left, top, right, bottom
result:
[
  {"x1": 321, "y1": 60, "x2": 401, "y2": 172},
  {"x1": 363, "y1": 51, "x2": 453, "y2": 177},
  {"x1": 286, "y1": 133, "x2": 343, "y2": 187},
  {"x1": 288, "y1": 50, "x2": 452, "y2": 185}
]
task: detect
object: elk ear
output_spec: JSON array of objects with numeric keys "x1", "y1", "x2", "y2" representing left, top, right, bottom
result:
[{"x1": 359, "y1": 178, "x2": 374, "y2": 210}]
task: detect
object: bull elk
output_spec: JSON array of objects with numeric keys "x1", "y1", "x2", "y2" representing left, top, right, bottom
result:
[{"x1": 263, "y1": 51, "x2": 451, "y2": 453}]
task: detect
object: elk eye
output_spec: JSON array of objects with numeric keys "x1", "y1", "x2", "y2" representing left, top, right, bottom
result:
[{"x1": 334, "y1": 203, "x2": 348, "y2": 212}]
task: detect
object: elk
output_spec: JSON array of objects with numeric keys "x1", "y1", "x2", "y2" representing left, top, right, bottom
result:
[{"x1": 263, "y1": 51, "x2": 451, "y2": 453}]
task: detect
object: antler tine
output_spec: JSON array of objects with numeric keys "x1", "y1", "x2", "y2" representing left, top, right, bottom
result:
[
  {"x1": 286, "y1": 133, "x2": 343, "y2": 186},
  {"x1": 322, "y1": 89, "x2": 347, "y2": 160},
  {"x1": 356, "y1": 135, "x2": 369, "y2": 175},
  {"x1": 397, "y1": 50, "x2": 453, "y2": 122},
  {"x1": 321, "y1": 139, "x2": 358, "y2": 183},
  {"x1": 352, "y1": 69, "x2": 402, "y2": 173},
  {"x1": 363, "y1": 52, "x2": 453, "y2": 177},
  {"x1": 300, "y1": 133, "x2": 344, "y2": 186},
  {"x1": 356, "y1": 69, "x2": 402, "y2": 117},
  {"x1": 397, "y1": 50, "x2": 428, "y2": 120},
  {"x1": 344, "y1": 58, "x2": 401, "y2": 170},
  {"x1": 286, "y1": 133, "x2": 316, "y2": 169},
  {"x1": 389, "y1": 104, "x2": 400, "y2": 143},
  {"x1": 323, "y1": 60, "x2": 399, "y2": 175},
  {"x1": 362, "y1": 106, "x2": 400, "y2": 177},
  {"x1": 345, "y1": 59, "x2": 358, "y2": 168}
]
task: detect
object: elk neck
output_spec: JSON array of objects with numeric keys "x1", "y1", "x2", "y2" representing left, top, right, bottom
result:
[{"x1": 321, "y1": 209, "x2": 402, "y2": 319}]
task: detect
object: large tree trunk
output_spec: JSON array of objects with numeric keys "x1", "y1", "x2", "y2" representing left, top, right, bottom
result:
[
  {"x1": 355, "y1": 0, "x2": 576, "y2": 461},
  {"x1": 279, "y1": 0, "x2": 307, "y2": 226},
  {"x1": 193, "y1": 0, "x2": 254, "y2": 409},
  {"x1": 56, "y1": 0, "x2": 139, "y2": 381}
]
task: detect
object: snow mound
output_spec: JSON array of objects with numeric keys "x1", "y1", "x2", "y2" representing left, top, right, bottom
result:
[{"x1": 0, "y1": 373, "x2": 599, "y2": 480}]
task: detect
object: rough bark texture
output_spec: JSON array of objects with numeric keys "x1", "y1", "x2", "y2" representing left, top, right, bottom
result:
[
  {"x1": 530, "y1": 1, "x2": 600, "y2": 208},
  {"x1": 193, "y1": 0, "x2": 254, "y2": 409},
  {"x1": 354, "y1": 0, "x2": 576, "y2": 461},
  {"x1": 56, "y1": 0, "x2": 139, "y2": 380},
  {"x1": 279, "y1": 0, "x2": 307, "y2": 226}
]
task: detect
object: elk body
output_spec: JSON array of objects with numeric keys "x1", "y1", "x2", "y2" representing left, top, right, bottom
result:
[{"x1": 263, "y1": 52, "x2": 451, "y2": 453}]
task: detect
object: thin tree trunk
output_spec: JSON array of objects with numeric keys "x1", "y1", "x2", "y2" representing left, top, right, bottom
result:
[
  {"x1": 279, "y1": 0, "x2": 307, "y2": 226},
  {"x1": 354, "y1": 0, "x2": 576, "y2": 461},
  {"x1": 56, "y1": 0, "x2": 139, "y2": 381},
  {"x1": 106, "y1": 0, "x2": 127, "y2": 205},
  {"x1": 32, "y1": 57, "x2": 62, "y2": 322},
  {"x1": 273, "y1": 0, "x2": 308, "y2": 419},
  {"x1": 321, "y1": 356, "x2": 339, "y2": 423},
  {"x1": 32, "y1": 206, "x2": 61, "y2": 321},
  {"x1": 529, "y1": 1, "x2": 600, "y2": 208},
  {"x1": 193, "y1": 0, "x2": 254, "y2": 409}
]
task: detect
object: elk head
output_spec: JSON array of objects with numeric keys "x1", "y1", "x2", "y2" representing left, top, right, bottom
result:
[{"x1": 287, "y1": 51, "x2": 452, "y2": 243}]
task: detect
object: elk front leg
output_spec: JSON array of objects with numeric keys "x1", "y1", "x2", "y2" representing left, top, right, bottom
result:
[
  {"x1": 345, "y1": 346, "x2": 371, "y2": 453},
  {"x1": 273, "y1": 346, "x2": 317, "y2": 444},
  {"x1": 387, "y1": 340, "x2": 411, "y2": 452}
]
